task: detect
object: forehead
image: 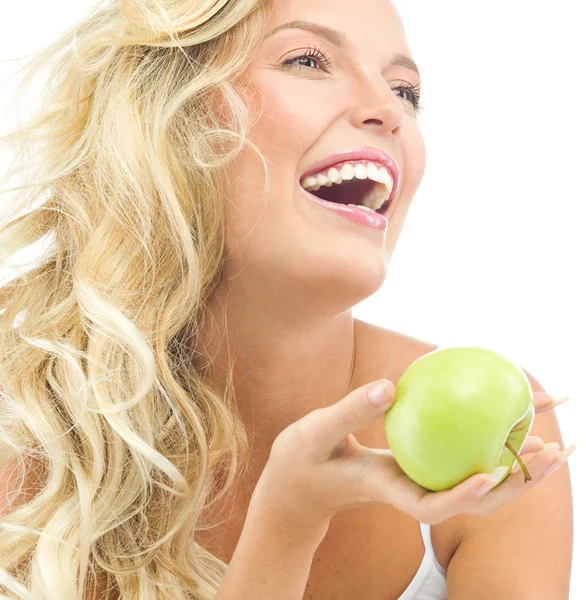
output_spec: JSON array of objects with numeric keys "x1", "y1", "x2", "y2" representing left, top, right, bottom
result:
[{"x1": 265, "y1": 0, "x2": 409, "y2": 50}]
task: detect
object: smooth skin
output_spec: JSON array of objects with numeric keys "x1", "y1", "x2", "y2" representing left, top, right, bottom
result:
[
  {"x1": 186, "y1": 0, "x2": 573, "y2": 597},
  {"x1": 0, "y1": 0, "x2": 573, "y2": 598},
  {"x1": 254, "y1": 380, "x2": 571, "y2": 530},
  {"x1": 190, "y1": 0, "x2": 425, "y2": 439}
]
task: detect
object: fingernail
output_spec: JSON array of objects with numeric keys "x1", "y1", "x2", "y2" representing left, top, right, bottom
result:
[
  {"x1": 543, "y1": 444, "x2": 577, "y2": 476},
  {"x1": 368, "y1": 381, "x2": 391, "y2": 407},
  {"x1": 543, "y1": 442, "x2": 561, "y2": 450},
  {"x1": 476, "y1": 465, "x2": 509, "y2": 498},
  {"x1": 551, "y1": 395, "x2": 570, "y2": 408}
]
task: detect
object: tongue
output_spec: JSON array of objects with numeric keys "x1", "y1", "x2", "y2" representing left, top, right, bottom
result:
[{"x1": 310, "y1": 178, "x2": 376, "y2": 206}]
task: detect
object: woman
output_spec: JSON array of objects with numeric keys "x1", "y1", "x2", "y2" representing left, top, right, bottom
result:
[{"x1": 0, "y1": 0, "x2": 574, "y2": 598}]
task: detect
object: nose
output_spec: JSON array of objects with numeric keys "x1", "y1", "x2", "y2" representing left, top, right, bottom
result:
[{"x1": 348, "y1": 78, "x2": 404, "y2": 135}]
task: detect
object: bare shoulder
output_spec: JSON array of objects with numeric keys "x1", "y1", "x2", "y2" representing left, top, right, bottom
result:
[{"x1": 354, "y1": 318, "x2": 439, "y2": 380}]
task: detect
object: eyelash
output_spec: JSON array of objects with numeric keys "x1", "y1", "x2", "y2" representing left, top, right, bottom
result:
[{"x1": 281, "y1": 44, "x2": 424, "y2": 113}]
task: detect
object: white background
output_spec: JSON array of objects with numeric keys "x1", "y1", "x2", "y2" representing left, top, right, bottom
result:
[{"x1": 1, "y1": 1, "x2": 584, "y2": 598}]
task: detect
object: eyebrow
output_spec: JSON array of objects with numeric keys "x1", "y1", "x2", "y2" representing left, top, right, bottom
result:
[{"x1": 264, "y1": 20, "x2": 420, "y2": 76}]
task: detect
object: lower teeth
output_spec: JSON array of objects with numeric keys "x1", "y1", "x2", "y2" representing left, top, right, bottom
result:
[{"x1": 347, "y1": 203, "x2": 378, "y2": 214}]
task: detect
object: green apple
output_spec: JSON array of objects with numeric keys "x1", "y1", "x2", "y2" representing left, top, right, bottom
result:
[{"x1": 384, "y1": 347, "x2": 535, "y2": 492}]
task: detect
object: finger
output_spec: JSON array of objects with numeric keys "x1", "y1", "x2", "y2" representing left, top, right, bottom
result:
[
  {"x1": 472, "y1": 445, "x2": 569, "y2": 514},
  {"x1": 389, "y1": 442, "x2": 564, "y2": 524},
  {"x1": 307, "y1": 380, "x2": 395, "y2": 460},
  {"x1": 365, "y1": 442, "x2": 565, "y2": 525},
  {"x1": 411, "y1": 470, "x2": 494, "y2": 524},
  {"x1": 356, "y1": 448, "x2": 486, "y2": 525},
  {"x1": 533, "y1": 391, "x2": 570, "y2": 414},
  {"x1": 519, "y1": 435, "x2": 545, "y2": 455}
]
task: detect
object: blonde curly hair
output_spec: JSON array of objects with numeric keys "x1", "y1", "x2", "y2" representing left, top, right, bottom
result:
[{"x1": 0, "y1": 1, "x2": 274, "y2": 597}]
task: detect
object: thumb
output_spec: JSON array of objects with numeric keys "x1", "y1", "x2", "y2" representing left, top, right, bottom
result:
[{"x1": 309, "y1": 379, "x2": 395, "y2": 459}]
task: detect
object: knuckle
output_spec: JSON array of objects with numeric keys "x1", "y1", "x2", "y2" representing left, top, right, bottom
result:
[
  {"x1": 275, "y1": 415, "x2": 320, "y2": 453},
  {"x1": 294, "y1": 416, "x2": 320, "y2": 444},
  {"x1": 272, "y1": 428, "x2": 300, "y2": 456},
  {"x1": 270, "y1": 432, "x2": 288, "y2": 459},
  {"x1": 341, "y1": 403, "x2": 363, "y2": 428}
]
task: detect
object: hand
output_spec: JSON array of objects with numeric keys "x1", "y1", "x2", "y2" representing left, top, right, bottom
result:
[{"x1": 252, "y1": 380, "x2": 574, "y2": 530}]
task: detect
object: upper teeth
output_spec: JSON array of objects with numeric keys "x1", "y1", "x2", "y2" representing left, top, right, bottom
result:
[{"x1": 300, "y1": 161, "x2": 394, "y2": 211}]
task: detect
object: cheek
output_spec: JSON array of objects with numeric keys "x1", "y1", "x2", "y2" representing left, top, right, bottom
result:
[
  {"x1": 383, "y1": 126, "x2": 426, "y2": 256},
  {"x1": 248, "y1": 73, "x2": 331, "y2": 152},
  {"x1": 223, "y1": 79, "x2": 310, "y2": 256},
  {"x1": 401, "y1": 125, "x2": 426, "y2": 195},
  {"x1": 224, "y1": 75, "x2": 328, "y2": 241}
]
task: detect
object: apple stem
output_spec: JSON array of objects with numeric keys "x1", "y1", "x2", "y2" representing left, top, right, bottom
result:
[{"x1": 505, "y1": 441, "x2": 532, "y2": 483}]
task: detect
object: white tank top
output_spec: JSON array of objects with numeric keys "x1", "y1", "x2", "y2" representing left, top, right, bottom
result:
[{"x1": 397, "y1": 522, "x2": 448, "y2": 600}]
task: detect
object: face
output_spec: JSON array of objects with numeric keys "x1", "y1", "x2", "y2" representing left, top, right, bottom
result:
[{"x1": 222, "y1": 0, "x2": 426, "y2": 322}]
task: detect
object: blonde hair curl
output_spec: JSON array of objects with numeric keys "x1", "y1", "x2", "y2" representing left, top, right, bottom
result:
[{"x1": 0, "y1": 0, "x2": 274, "y2": 598}]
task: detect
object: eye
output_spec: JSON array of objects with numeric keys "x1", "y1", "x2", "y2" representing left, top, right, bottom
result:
[
  {"x1": 281, "y1": 47, "x2": 424, "y2": 114},
  {"x1": 394, "y1": 82, "x2": 423, "y2": 112},
  {"x1": 281, "y1": 44, "x2": 333, "y2": 72}
]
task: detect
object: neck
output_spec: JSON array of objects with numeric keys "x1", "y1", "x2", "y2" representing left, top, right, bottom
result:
[{"x1": 190, "y1": 288, "x2": 360, "y2": 451}]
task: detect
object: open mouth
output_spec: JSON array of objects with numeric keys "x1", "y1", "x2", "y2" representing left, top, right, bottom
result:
[
  {"x1": 299, "y1": 158, "x2": 396, "y2": 216},
  {"x1": 301, "y1": 177, "x2": 392, "y2": 215}
]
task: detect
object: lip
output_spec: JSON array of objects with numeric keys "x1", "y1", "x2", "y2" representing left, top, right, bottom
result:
[{"x1": 299, "y1": 145, "x2": 401, "y2": 207}]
